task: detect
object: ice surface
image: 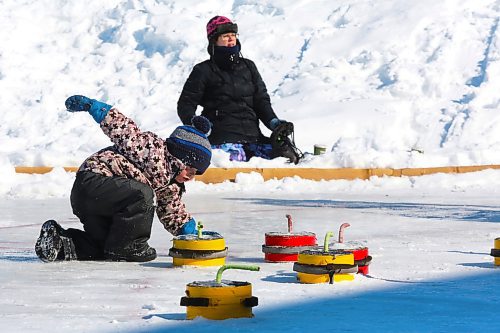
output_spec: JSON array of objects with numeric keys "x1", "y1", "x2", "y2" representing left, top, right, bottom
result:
[{"x1": 1, "y1": 183, "x2": 499, "y2": 332}]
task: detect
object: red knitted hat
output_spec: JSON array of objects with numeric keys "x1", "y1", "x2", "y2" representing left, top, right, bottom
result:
[{"x1": 206, "y1": 16, "x2": 238, "y2": 40}]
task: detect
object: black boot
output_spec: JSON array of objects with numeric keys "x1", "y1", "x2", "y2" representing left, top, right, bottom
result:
[
  {"x1": 35, "y1": 220, "x2": 77, "y2": 262},
  {"x1": 104, "y1": 246, "x2": 157, "y2": 262}
]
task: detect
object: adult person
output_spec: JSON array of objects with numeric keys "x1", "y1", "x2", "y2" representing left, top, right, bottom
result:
[
  {"x1": 35, "y1": 95, "x2": 212, "y2": 262},
  {"x1": 177, "y1": 16, "x2": 300, "y2": 163}
]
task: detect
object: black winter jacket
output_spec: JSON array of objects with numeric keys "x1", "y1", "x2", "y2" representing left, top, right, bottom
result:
[{"x1": 177, "y1": 58, "x2": 278, "y2": 145}]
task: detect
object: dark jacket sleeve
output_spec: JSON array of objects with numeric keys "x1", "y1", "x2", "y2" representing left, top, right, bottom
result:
[
  {"x1": 246, "y1": 59, "x2": 278, "y2": 130},
  {"x1": 177, "y1": 63, "x2": 207, "y2": 125}
]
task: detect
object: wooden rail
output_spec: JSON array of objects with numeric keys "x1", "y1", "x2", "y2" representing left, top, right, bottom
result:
[{"x1": 14, "y1": 165, "x2": 500, "y2": 184}]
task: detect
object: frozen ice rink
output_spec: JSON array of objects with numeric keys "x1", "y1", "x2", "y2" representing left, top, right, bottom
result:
[{"x1": 1, "y1": 185, "x2": 498, "y2": 332}]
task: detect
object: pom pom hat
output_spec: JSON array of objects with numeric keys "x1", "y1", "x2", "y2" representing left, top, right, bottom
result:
[
  {"x1": 166, "y1": 116, "x2": 212, "y2": 175},
  {"x1": 206, "y1": 16, "x2": 238, "y2": 40}
]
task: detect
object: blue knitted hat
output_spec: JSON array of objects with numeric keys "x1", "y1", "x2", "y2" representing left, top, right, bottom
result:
[{"x1": 166, "y1": 116, "x2": 212, "y2": 175}]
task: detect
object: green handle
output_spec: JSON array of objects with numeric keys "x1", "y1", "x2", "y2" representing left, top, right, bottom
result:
[
  {"x1": 216, "y1": 265, "x2": 260, "y2": 283},
  {"x1": 323, "y1": 231, "x2": 334, "y2": 252},
  {"x1": 197, "y1": 221, "x2": 203, "y2": 238}
]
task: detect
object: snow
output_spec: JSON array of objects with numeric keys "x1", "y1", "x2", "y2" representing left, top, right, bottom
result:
[{"x1": 0, "y1": 0, "x2": 499, "y2": 332}]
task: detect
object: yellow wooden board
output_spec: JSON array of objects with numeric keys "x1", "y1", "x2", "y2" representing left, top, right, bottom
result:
[{"x1": 14, "y1": 165, "x2": 500, "y2": 183}]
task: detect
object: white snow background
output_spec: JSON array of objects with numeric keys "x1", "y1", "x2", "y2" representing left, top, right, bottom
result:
[{"x1": 0, "y1": 0, "x2": 499, "y2": 332}]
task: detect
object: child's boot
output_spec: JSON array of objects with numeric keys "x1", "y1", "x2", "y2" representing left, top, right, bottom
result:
[{"x1": 35, "y1": 220, "x2": 77, "y2": 262}]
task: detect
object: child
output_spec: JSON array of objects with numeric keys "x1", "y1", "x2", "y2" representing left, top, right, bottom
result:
[{"x1": 35, "y1": 95, "x2": 212, "y2": 262}]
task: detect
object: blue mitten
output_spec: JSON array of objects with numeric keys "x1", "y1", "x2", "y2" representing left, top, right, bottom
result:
[
  {"x1": 65, "y1": 95, "x2": 112, "y2": 123},
  {"x1": 179, "y1": 218, "x2": 197, "y2": 235}
]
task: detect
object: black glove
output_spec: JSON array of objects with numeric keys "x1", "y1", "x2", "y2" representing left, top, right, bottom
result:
[
  {"x1": 270, "y1": 121, "x2": 302, "y2": 164},
  {"x1": 269, "y1": 118, "x2": 288, "y2": 131}
]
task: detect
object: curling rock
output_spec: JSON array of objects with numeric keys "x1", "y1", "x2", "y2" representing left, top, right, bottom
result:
[
  {"x1": 170, "y1": 231, "x2": 227, "y2": 266},
  {"x1": 492, "y1": 237, "x2": 500, "y2": 266},
  {"x1": 180, "y1": 280, "x2": 258, "y2": 320},
  {"x1": 263, "y1": 231, "x2": 316, "y2": 262},
  {"x1": 294, "y1": 248, "x2": 356, "y2": 284},
  {"x1": 328, "y1": 240, "x2": 372, "y2": 274}
]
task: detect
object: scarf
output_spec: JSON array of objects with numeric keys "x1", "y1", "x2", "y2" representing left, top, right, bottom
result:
[{"x1": 213, "y1": 44, "x2": 241, "y2": 70}]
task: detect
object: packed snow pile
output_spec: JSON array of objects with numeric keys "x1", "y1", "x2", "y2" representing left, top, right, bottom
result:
[{"x1": 1, "y1": 0, "x2": 500, "y2": 171}]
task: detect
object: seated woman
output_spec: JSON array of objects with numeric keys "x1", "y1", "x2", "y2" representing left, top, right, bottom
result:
[{"x1": 177, "y1": 16, "x2": 300, "y2": 163}]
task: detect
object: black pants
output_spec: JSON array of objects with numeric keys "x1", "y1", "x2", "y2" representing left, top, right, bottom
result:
[{"x1": 66, "y1": 171, "x2": 155, "y2": 260}]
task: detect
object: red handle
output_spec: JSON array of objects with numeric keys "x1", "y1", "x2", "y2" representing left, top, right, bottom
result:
[
  {"x1": 338, "y1": 223, "x2": 351, "y2": 243},
  {"x1": 286, "y1": 214, "x2": 293, "y2": 233}
]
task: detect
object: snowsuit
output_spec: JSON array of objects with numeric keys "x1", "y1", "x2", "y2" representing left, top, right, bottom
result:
[
  {"x1": 177, "y1": 58, "x2": 278, "y2": 146},
  {"x1": 65, "y1": 109, "x2": 192, "y2": 260}
]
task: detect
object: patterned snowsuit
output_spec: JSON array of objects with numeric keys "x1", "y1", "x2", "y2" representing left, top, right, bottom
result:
[{"x1": 65, "y1": 108, "x2": 192, "y2": 260}]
